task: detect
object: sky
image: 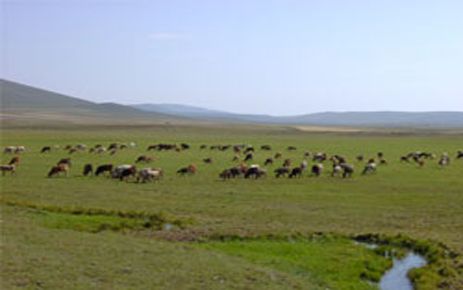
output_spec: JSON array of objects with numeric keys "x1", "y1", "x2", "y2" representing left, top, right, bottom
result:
[{"x1": 2, "y1": 0, "x2": 463, "y2": 115}]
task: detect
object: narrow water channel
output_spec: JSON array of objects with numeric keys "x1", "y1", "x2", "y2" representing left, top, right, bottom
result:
[{"x1": 379, "y1": 252, "x2": 427, "y2": 290}]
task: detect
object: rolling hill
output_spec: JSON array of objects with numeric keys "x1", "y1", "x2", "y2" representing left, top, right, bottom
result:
[
  {"x1": 2, "y1": 79, "x2": 463, "y2": 128},
  {"x1": 133, "y1": 103, "x2": 463, "y2": 128},
  {"x1": 0, "y1": 79, "x2": 177, "y2": 125},
  {"x1": 1, "y1": 79, "x2": 154, "y2": 117}
]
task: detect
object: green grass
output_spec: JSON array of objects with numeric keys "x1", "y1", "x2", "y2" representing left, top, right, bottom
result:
[
  {"x1": 200, "y1": 237, "x2": 391, "y2": 290},
  {"x1": 1, "y1": 124, "x2": 463, "y2": 289},
  {"x1": 36, "y1": 210, "x2": 142, "y2": 233}
]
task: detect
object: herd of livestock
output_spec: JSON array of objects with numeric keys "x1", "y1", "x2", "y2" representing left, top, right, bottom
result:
[{"x1": 1, "y1": 143, "x2": 462, "y2": 183}]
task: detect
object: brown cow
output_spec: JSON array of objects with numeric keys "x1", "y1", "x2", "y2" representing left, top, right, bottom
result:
[
  {"x1": 48, "y1": 164, "x2": 69, "y2": 177},
  {"x1": 57, "y1": 158, "x2": 72, "y2": 167},
  {"x1": 135, "y1": 155, "x2": 154, "y2": 163},
  {"x1": 8, "y1": 156, "x2": 20, "y2": 166},
  {"x1": 177, "y1": 164, "x2": 197, "y2": 175}
]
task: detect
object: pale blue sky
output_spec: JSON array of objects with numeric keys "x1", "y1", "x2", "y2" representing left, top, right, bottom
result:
[{"x1": 2, "y1": 0, "x2": 463, "y2": 115}]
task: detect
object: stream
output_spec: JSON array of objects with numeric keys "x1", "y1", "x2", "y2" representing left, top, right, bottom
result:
[
  {"x1": 354, "y1": 241, "x2": 427, "y2": 290},
  {"x1": 379, "y1": 252, "x2": 427, "y2": 290}
]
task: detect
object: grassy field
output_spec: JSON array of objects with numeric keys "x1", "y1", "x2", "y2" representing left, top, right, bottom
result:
[{"x1": 1, "y1": 124, "x2": 462, "y2": 289}]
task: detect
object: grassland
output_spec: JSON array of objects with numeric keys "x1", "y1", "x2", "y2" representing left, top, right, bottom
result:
[{"x1": 1, "y1": 124, "x2": 462, "y2": 289}]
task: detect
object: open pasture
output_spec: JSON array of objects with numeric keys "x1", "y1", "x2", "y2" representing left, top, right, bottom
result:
[{"x1": 1, "y1": 125, "x2": 463, "y2": 289}]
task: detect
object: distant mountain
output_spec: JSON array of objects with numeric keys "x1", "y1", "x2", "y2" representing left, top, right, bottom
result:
[
  {"x1": 2, "y1": 79, "x2": 462, "y2": 128},
  {"x1": 132, "y1": 103, "x2": 237, "y2": 118},
  {"x1": 0, "y1": 79, "x2": 174, "y2": 124},
  {"x1": 134, "y1": 103, "x2": 463, "y2": 128},
  {"x1": 132, "y1": 103, "x2": 281, "y2": 123}
]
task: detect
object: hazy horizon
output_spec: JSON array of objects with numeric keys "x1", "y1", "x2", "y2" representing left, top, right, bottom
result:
[{"x1": 2, "y1": 0, "x2": 463, "y2": 115}]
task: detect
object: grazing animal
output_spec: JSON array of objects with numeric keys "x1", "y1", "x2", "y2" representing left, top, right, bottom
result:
[
  {"x1": 147, "y1": 144, "x2": 158, "y2": 151},
  {"x1": 340, "y1": 163, "x2": 354, "y2": 178},
  {"x1": 3, "y1": 146, "x2": 16, "y2": 154},
  {"x1": 274, "y1": 167, "x2": 290, "y2": 178},
  {"x1": 379, "y1": 159, "x2": 388, "y2": 165},
  {"x1": 220, "y1": 167, "x2": 243, "y2": 180},
  {"x1": 331, "y1": 155, "x2": 347, "y2": 164},
  {"x1": 135, "y1": 155, "x2": 154, "y2": 163},
  {"x1": 203, "y1": 158, "x2": 213, "y2": 164},
  {"x1": 112, "y1": 165, "x2": 137, "y2": 181},
  {"x1": 0, "y1": 164, "x2": 16, "y2": 176},
  {"x1": 312, "y1": 153, "x2": 327, "y2": 163},
  {"x1": 438, "y1": 153, "x2": 450, "y2": 167},
  {"x1": 95, "y1": 164, "x2": 113, "y2": 176},
  {"x1": 244, "y1": 147, "x2": 255, "y2": 154},
  {"x1": 220, "y1": 166, "x2": 245, "y2": 180},
  {"x1": 180, "y1": 143, "x2": 190, "y2": 150},
  {"x1": 233, "y1": 145, "x2": 242, "y2": 153},
  {"x1": 244, "y1": 165, "x2": 266, "y2": 179},
  {"x1": 232, "y1": 155, "x2": 240, "y2": 162},
  {"x1": 300, "y1": 160, "x2": 308, "y2": 171},
  {"x1": 264, "y1": 158, "x2": 274, "y2": 166},
  {"x1": 230, "y1": 167, "x2": 243, "y2": 177},
  {"x1": 400, "y1": 156, "x2": 410, "y2": 162},
  {"x1": 119, "y1": 167, "x2": 137, "y2": 181},
  {"x1": 148, "y1": 143, "x2": 178, "y2": 151},
  {"x1": 311, "y1": 164, "x2": 323, "y2": 176},
  {"x1": 48, "y1": 164, "x2": 69, "y2": 177},
  {"x1": 108, "y1": 143, "x2": 119, "y2": 151},
  {"x1": 188, "y1": 164, "x2": 197, "y2": 174},
  {"x1": 238, "y1": 163, "x2": 249, "y2": 174},
  {"x1": 289, "y1": 167, "x2": 303, "y2": 178},
  {"x1": 177, "y1": 164, "x2": 197, "y2": 175},
  {"x1": 4, "y1": 146, "x2": 25, "y2": 154},
  {"x1": 137, "y1": 168, "x2": 163, "y2": 183},
  {"x1": 83, "y1": 164, "x2": 93, "y2": 176},
  {"x1": 95, "y1": 147, "x2": 107, "y2": 154},
  {"x1": 457, "y1": 150, "x2": 463, "y2": 159},
  {"x1": 356, "y1": 155, "x2": 364, "y2": 162},
  {"x1": 438, "y1": 158, "x2": 449, "y2": 167},
  {"x1": 331, "y1": 164, "x2": 343, "y2": 177},
  {"x1": 283, "y1": 159, "x2": 291, "y2": 167},
  {"x1": 287, "y1": 146, "x2": 297, "y2": 151},
  {"x1": 304, "y1": 151, "x2": 311, "y2": 158},
  {"x1": 15, "y1": 146, "x2": 26, "y2": 154},
  {"x1": 57, "y1": 158, "x2": 71, "y2": 167},
  {"x1": 76, "y1": 144, "x2": 87, "y2": 151},
  {"x1": 41, "y1": 146, "x2": 51, "y2": 153},
  {"x1": 274, "y1": 152, "x2": 282, "y2": 159},
  {"x1": 417, "y1": 159, "x2": 425, "y2": 167},
  {"x1": 177, "y1": 167, "x2": 190, "y2": 175},
  {"x1": 8, "y1": 156, "x2": 20, "y2": 166},
  {"x1": 244, "y1": 153, "x2": 253, "y2": 162},
  {"x1": 219, "y1": 169, "x2": 233, "y2": 180},
  {"x1": 362, "y1": 162, "x2": 377, "y2": 175},
  {"x1": 200, "y1": 144, "x2": 207, "y2": 150},
  {"x1": 260, "y1": 145, "x2": 272, "y2": 151},
  {"x1": 68, "y1": 148, "x2": 78, "y2": 154}
]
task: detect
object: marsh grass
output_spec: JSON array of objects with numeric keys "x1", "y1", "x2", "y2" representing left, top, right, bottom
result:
[{"x1": 1, "y1": 125, "x2": 462, "y2": 289}]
